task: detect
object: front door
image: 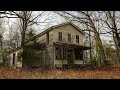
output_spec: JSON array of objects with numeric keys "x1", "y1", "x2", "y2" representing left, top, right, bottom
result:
[{"x1": 67, "y1": 49, "x2": 74, "y2": 66}]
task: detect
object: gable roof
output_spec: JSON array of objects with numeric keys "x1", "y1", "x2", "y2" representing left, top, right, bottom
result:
[
  {"x1": 10, "y1": 22, "x2": 85, "y2": 53},
  {"x1": 30, "y1": 22, "x2": 85, "y2": 41}
]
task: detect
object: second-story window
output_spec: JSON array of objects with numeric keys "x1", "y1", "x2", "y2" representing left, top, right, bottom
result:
[
  {"x1": 68, "y1": 33, "x2": 71, "y2": 42},
  {"x1": 76, "y1": 35, "x2": 79, "y2": 43},
  {"x1": 46, "y1": 33, "x2": 49, "y2": 44},
  {"x1": 58, "y1": 32, "x2": 62, "y2": 41}
]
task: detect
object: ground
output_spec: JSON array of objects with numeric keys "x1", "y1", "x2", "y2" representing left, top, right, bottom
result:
[{"x1": 0, "y1": 66, "x2": 120, "y2": 79}]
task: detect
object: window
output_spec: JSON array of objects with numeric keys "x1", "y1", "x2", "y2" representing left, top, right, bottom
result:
[
  {"x1": 46, "y1": 33, "x2": 49, "y2": 44},
  {"x1": 13, "y1": 53, "x2": 15, "y2": 65},
  {"x1": 58, "y1": 32, "x2": 62, "y2": 41},
  {"x1": 55, "y1": 47, "x2": 67, "y2": 60},
  {"x1": 74, "y1": 49, "x2": 83, "y2": 60},
  {"x1": 76, "y1": 35, "x2": 79, "y2": 43},
  {"x1": 63, "y1": 48, "x2": 67, "y2": 60},
  {"x1": 55, "y1": 47, "x2": 62, "y2": 60},
  {"x1": 68, "y1": 33, "x2": 71, "y2": 42}
]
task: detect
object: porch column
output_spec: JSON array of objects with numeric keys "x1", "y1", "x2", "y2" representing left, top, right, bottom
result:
[
  {"x1": 73, "y1": 48, "x2": 75, "y2": 64},
  {"x1": 66, "y1": 48, "x2": 67, "y2": 63},
  {"x1": 53, "y1": 45, "x2": 55, "y2": 67},
  {"x1": 82, "y1": 49, "x2": 85, "y2": 65},
  {"x1": 61, "y1": 46, "x2": 63, "y2": 66}
]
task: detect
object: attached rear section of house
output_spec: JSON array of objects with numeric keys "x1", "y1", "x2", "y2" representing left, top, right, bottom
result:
[{"x1": 9, "y1": 22, "x2": 90, "y2": 68}]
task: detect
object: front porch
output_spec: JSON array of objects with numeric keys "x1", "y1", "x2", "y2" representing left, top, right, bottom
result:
[{"x1": 53, "y1": 42, "x2": 91, "y2": 67}]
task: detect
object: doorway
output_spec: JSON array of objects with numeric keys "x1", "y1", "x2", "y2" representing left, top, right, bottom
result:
[
  {"x1": 67, "y1": 49, "x2": 74, "y2": 65},
  {"x1": 13, "y1": 53, "x2": 15, "y2": 65}
]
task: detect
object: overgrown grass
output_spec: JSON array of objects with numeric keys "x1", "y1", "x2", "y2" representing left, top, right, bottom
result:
[{"x1": 0, "y1": 67, "x2": 120, "y2": 79}]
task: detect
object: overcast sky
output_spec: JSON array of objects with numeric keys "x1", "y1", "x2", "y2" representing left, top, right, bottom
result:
[{"x1": 3, "y1": 11, "x2": 112, "y2": 43}]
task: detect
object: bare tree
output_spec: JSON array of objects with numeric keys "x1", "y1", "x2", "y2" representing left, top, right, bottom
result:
[
  {"x1": 11, "y1": 11, "x2": 56, "y2": 68},
  {"x1": 0, "y1": 18, "x2": 9, "y2": 66},
  {"x1": 100, "y1": 11, "x2": 120, "y2": 64},
  {"x1": 0, "y1": 11, "x2": 56, "y2": 68},
  {"x1": 0, "y1": 18, "x2": 3, "y2": 64}
]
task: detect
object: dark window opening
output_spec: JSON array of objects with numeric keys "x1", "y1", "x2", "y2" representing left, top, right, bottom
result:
[
  {"x1": 46, "y1": 33, "x2": 49, "y2": 44},
  {"x1": 76, "y1": 35, "x2": 79, "y2": 43},
  {"x1": 58, "y1": 32, "x2": 62, "y2": 41},
  {"x1": 68, "y1": 34, "x2": 71, "y2": 42},
  {"x1": 74, "y1": 49, "x2": 83, "y2": 60},
  {"x1": 55, "y1": 47, "x2": 67, "y2": 60},
  {"x1": 13, "y1": 53, "x2": 15, "y2": 65},
  {"x1": 63, "y1": 48, "x2": 67, "y2": 60},
  {"x1": 55, "y1": 47, "x2": 62, "y2": 60}
]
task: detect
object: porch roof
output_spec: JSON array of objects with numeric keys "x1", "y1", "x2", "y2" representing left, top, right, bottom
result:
[{"x1": 53, "y1": 42, "x2": 91, "y2": 50}]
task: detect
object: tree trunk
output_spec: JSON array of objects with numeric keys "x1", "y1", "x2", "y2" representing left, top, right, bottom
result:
[
  {"x1": 95, "y1": 33, "x2": 106, "y2": 66},
  {"x1": 21, "y1": 12, "x2": 28, "y2": 69},
  {"x1": 114, "y1": 37, "x2": 120, "y2": 64},
  {"x1": 89, "y1": 30, "x2": 92, "y2": 62},
  {"x1": 107, "y1": 11, "x2": 120, "y2": 64},
  {"x1": 117, "y1": 49, "x2": 120, "y2": 64}
]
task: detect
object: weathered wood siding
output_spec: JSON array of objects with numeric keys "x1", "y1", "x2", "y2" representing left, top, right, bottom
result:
[
  {"x1": 9, "y1": 23, "x2": 86, "y2": 68},
  {"x1": 9, "y1": 49, "x2": 22, "y2": 68},
  {"x1": 52, "y1": 24, "x2": 85, "y2": 66},
  {"x1": 52, "y1": 24, "x2": 85, "y2": 45},
  {"x1": 36, "y1": 31, "x2": 54, "y2": 67}
]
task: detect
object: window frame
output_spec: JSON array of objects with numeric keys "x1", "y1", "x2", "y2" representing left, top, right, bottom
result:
[
  {"x1": 46, "y1": 33, "x2": 49, "y2": 44},
  {"x1": 58, "y1": 32, "x2": 62, "y2": 41},
  {"x1": 68, "y1": 33, "x2": 71, "y2": 42},
  {"x1": 76, "y1": 35, "x2": 79, "y2": 43},
  {"x1": 13, "y1": 53, "x2": 15, "y2": 65},
  {"x1": 74, "y1": 49, "x2": 83, "y2": 60},
  {"x1": 55, "y1": 46, "x2": 62, "y2": 60}
]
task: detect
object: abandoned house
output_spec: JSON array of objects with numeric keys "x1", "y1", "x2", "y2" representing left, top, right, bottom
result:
[{"x1": 9, "y1": 22, "x2": 91, "y2": 68}]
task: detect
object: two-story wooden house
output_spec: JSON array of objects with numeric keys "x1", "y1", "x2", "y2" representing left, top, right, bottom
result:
[{"x1": 9, "y1": 22, "x2": 90, "y2": 68}]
